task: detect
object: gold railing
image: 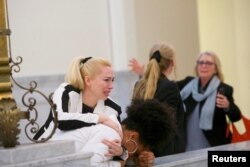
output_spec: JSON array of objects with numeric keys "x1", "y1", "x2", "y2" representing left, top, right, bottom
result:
[{"x1": 0, "y1": 0, "x2": 57, "y2": 148}]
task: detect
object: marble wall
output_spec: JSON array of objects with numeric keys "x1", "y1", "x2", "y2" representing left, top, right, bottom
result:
[{"x1": 3, "y1": 71, "x2": 250, "y2": 166}]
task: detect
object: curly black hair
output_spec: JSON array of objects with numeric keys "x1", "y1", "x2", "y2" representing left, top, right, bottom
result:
[{"x1": 121, "y1": 99, "x2": 176, "y2": 155}]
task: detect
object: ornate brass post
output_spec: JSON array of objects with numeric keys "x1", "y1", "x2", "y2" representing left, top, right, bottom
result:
[
  {"x1": 0, "y1": 0, "x2": 11, "y2": 98},
  {"x1": 0, "y1": 0, "x2": 57, "y2": 148},
  {"x1": 0, "y1": 0, "x2": 26, "y2": 148}
]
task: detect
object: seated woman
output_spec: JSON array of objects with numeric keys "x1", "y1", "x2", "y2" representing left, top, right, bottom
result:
[
  {"x1": 33, "y1": 56, "x2": 123, "y2": 166},
  {"x1": 121, "y1": 99, "x2": 176, "y2": 166},
  {"x1": 79, "y1": 99, "x2": 176, "y2": 166}
]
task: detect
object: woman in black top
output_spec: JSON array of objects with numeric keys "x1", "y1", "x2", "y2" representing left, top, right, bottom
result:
[{"x1": 132, "y1": 42, "x2": 185, "y2": 156}]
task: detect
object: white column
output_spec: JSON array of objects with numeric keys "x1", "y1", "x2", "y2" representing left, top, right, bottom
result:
[{"x1": 107, "y1": 0, "x2": 138, "y2": 71}]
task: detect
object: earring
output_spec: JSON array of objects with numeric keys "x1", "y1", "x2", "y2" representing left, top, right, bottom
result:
[{"x1": 124, "y1": 138, "x2": 138, "y2": 154}]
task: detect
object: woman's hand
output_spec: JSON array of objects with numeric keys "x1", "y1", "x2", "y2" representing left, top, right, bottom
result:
[
  {"x1": 120, "y1": 160, "x2": 126, "y2": 167},
  {"x1": 216, "y1": 93, "x2": 229, "y2": 109},
  {"x1": 128, "y1": 58, "x2": 144, "y2": 76},
  {"x1": 98, "y1": 114, "x2": 123, "y2": 138},
  {"x1": 102, "y1": 139, "x2": 123, "y2": 157},
  {"x1": 134, "y1": 151, "x2": 155, "y2": 167}
]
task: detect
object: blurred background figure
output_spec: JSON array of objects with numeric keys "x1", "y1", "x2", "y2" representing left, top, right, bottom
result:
[
  {"x1": 178, "y1": 51, "x2": 241, "y2": 151},
  {"x1": 129, "y1": 50, "x2": 241, "y2": 152},
  {"x1": 131, "y1": 42, "x2": 185, "y2": 156}
]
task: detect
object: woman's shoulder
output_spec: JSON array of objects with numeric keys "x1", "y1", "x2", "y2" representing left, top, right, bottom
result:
[
  {"x1": 155, "y1": 79, "x2": 182, "y2": 108},
  {"x1": 156, "y1": 78, "x2": 180, "y2": 97},
  {"x1": 53, "y1": 82, "x2": 81, "y2": 100},
  {"x1": 104, "y1": 98, "x2": 122, "y2": 114},
  {"x1": 157, "y1": 78, "x2": 180, "y2": 95},
  {"x1": 218, "y1": 82, "x2": 233, "y2": 93},
  {"x1": 159, "y1": 77, "x2": 178, "y2": 87},
  {"x1": 176, "y1": 76, "x2": 195, "y2": 90},
  {"x1": 180, "y1": 76, "x2": 195, "y2": 83},
  {"x1": 56, "y1": 82, "x2": 81, "y2": 93},
  {"x1": 219, "y1": 82, "x2": 233, "y2": 89}
]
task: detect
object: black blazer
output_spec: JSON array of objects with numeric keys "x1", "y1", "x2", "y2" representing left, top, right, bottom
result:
[
  {"x1": 153, "y1": 74, "x2": 185, "y2": 156},
  {"x1": 177, "y1": 76, "x2": 241, "y2": 147}
]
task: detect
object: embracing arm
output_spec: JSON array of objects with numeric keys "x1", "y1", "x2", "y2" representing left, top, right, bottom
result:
[
  {"x1": 53, "y1": 86, "x2": 99, "y2": 130},
  {"x1": 176, "y1": 76, "x2": 194, "y2": 91},
  {"x1": 134, "y1": 151, "x2": 155, "y2": 167},
  {"x1": 53, "y1": 84, "x2": 121, "y2": 132}
]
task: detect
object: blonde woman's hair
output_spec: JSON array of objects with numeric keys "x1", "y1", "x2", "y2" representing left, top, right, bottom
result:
[
  {"x1": 65, "y1": 56, "x2": 111, "y2": 90},
  {"x1": 133, "y1": 42, "x2": 176, "y2": 100},
  {"x1": 195, "y1": 51, "x2": 224, "y2": 82}
]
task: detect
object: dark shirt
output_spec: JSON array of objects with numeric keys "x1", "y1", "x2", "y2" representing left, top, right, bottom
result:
[{"x1": 152, "y1": 74, "x2": 185, "y2": 156}]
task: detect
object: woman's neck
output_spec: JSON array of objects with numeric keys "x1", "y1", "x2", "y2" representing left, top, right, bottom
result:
[
  {"x1": 82, "y1": 90, "x2": 98, "y2": 108},
  {"x1": 200, "y1": 77, "x2": 211, "y2": 88},
  {"x1": 162, "y1": 69, "x2": 171, "y2": 78}
]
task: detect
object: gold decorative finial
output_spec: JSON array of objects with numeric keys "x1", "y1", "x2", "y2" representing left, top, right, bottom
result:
[{"x1": 0, "y1": 98, "x2": 20, "y2": 147}]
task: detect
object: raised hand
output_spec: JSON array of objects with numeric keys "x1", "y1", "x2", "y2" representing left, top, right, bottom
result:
[{"x1": 128, "y1": 58, "x2": 144, "y2": 76}]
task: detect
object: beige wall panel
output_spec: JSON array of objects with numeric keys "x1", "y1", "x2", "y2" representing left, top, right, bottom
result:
[
  {"x1": 7, "y1": 0, "x2": 111, "y2": 77},
  {"x1": 134, "y1": 0, "x2": 200, "y2": 80},
  {"x1": 197, "y1": 0, "x2": 250, "y2": 117}
]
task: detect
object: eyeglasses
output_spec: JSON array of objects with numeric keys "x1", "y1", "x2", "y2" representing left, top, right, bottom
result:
[{"x1": 197, "y1": 60, "x2": 214, "y2": 66}]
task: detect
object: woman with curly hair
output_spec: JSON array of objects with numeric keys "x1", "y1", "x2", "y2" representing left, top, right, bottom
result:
[
  {"x1": 121, "y1": 99, "x2": 176, "y2": 166},
  {"x1": 81, "y1": 99, "x2": 176, "y2": 166}
]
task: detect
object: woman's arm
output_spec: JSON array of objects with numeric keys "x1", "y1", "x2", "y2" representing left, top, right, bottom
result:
[
  {"x1": 82, "y1": 121, "x2": 123, "y2": 167},
  {"x1": 217, "y1": 84, "x2": 241, "y2": 122},
  {"x1": 53, "y1": 84, "x2": 122, "y2": 134},
  {"x1": 134, "y1": 151, "x2": 155, "y2": 167},
  {"x1": 128, "y1": 58, "x2": 144, "y2": 76},
  {"x1": 176, "y1": 76, "x2": 194, "y2": 90}
]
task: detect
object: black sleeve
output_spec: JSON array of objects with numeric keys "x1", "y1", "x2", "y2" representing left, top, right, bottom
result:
[
  {"x1": 221, "y1": 84, "x2": 241, "y2": 122},
  {"x1": 58, "y1": 120, "x2": 95, "y2": 131},
  {"x1": 155, "y1": 81, "x2": 180, "y2": 109},
  {"x1": 57, "y1": 85, "x2": 97, "y2": 131},
  {"x1": 176, "y1": 76, "x2": 195, "y2": 90}
]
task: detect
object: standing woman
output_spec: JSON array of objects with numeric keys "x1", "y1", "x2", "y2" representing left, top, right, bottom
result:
[
  {"x1": 132, "y1": 42, "x2": 185, "y2": 156},
  {"x1": 178, "y1": 51, "x2": 241, "y2": 151}
]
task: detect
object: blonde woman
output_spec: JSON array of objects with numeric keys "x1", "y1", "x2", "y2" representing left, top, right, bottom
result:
[
  {"x1": 131, "y1": 42, "x2": 185, "y2": 156},
  {"x1": 34, "y1": 57, "x2": 125, "y2": 165},
  {"x1": 178, "y1": 51, "x2": 241, "y2": 151}
]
